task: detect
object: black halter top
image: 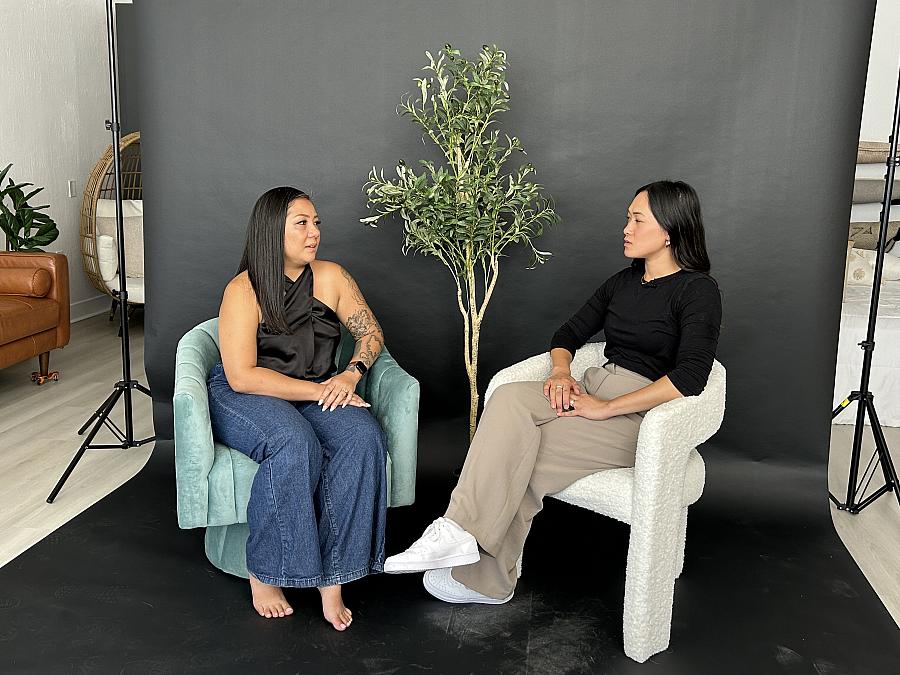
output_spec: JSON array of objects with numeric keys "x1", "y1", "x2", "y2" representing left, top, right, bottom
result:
[{"x1": 256, "y1": 265, "x2": 342, "y2": 380}]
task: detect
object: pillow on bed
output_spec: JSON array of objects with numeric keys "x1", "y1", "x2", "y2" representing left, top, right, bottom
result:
[
  {"x1": 849, "y1": 221, "x2": 900, "y2": 250},
  {"x1": 853, "y1": 248, "x2": 900, "y2": 281},
  {"x1": 853, "y1": 178, "x2": 900, "y2": 204},
  {"x1": 857, "y1": 141, "x2": 890, "y2": 164},
  {"x1": 845, "y1": 248, "x2": 877, "y2": 286}
]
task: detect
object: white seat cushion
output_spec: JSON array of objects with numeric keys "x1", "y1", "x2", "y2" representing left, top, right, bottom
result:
[
  {"x1": 96, "y1": 199, "x2": 144, "y2": 278},
  {"x1": 105, "y1": 274, "x2": 145, "y2": 304},
  {"x1": 551, "y1": 449, "x2": 706, "y2": 525}
]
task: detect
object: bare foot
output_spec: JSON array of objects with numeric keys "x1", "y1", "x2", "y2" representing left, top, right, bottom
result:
[
  {"x1": 249, "y1": 574, "x2": 294, "y2": 618},
  {"x1": 318, "y1": 584, "x2": 352, "y2": 631}
]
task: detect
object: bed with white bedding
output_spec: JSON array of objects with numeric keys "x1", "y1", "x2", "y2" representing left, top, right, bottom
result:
[{"x1": 833, "y1": 278, "x2": 900, "y2": 427}]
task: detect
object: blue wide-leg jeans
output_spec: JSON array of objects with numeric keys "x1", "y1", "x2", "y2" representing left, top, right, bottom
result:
[{"x1": 206, "y1": 363, "x2": 387, "y2": 588}]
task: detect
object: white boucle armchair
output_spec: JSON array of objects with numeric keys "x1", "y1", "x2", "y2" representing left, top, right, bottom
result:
[{"x1": 484, "y1": 342, "x2": 726, "y2": 663}]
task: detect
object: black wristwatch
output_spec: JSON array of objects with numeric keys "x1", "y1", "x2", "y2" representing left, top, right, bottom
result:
[{"x1": 346, "y1": 360, "x2": 368, "y2": 376}]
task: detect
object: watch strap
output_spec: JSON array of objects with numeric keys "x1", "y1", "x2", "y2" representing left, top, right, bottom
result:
[{"x1": 347, "y1": 360, "x2": 368, "y2": 375}]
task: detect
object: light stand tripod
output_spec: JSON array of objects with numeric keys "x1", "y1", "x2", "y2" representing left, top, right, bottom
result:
[
  {"x1": 829, "y1": 66, "x2": 900, "y2": 514},
  {"x1": 47, "y1": 0, "x2": 155, "y2": 503}
]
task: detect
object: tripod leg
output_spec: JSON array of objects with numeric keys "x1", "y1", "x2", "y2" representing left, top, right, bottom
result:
[
  {"x1": 133, "y1": 382, "x2": 152, "y2": 397},
  {"x1": 48, "y1": 388, "x2": 124, "y2": 503},
  {"x1": 77, "y1": 388, "x2": 120, "y2": 435},
  {"x1": 832, "y1": 392, "x2": 859, "y2": 420},
  {"x1": 845, "y1": 395, "x2": 869, "y2": 507},
  {"x1": 865, "y1": 399, "x2": 900, "y2": 509}
]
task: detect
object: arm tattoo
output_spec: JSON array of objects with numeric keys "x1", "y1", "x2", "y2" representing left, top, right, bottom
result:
[
  {"x1": 340, "y1": 266, "x2": 366, "y2": 305},
  {"x1": 346, "y1": 308, "x2": 378, "y2": 339},
  {"x1": 340, "y1": 269, "x2": 383, "y2": 368},
  {"x1": 346, "y1": 308, "x2": 384, "y2": 368},
  {"x1": 358, "y1": 333, "x2": 383, "y2": 369}
]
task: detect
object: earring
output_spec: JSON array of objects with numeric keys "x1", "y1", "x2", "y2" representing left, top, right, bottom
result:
[{"x1": 665, "y1": 240, "x2": 671, "y2": 247}]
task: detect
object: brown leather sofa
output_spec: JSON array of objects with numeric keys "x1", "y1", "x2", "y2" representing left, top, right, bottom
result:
[{"x1": 0, "y1": 252, "x2": 70, "y2": 384}]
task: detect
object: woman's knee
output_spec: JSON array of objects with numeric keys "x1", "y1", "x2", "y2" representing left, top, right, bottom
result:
[
  {"x1": 268, "y1": 422, "x2": 322, "y2": 462},
  {"x1": 488, "y1": 381, "x2": 544, "y2": 409},
  {"x1": 344, "y1": 412, "x2": 388, "y2": 466},
  {"x1": 213, "y1": 399, "x2": 319, "y2": 464}
]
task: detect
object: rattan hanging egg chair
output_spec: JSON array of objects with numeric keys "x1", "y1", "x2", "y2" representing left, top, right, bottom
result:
[{"x1": 79, "y1": 131, "x2": 143, "y2": 319}]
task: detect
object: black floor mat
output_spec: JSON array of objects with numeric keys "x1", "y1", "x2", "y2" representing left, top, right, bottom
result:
[{"x1": 1, "y1": 418, "x2": 898, "y2": 674}]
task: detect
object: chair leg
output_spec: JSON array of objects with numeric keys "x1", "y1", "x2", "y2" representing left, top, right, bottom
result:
[
  {"x1": 622, "y1": 510, "x2": 681, "y2": 662},
  {"x1": 108, "y1": 297, "x2": 119, "y2": 322},
  {"x1": 31, "y1": 351, "x2": 60, "y2": 385},
  {"x1": 674, "y1": 507, "x2": 688, "y2": 579}
]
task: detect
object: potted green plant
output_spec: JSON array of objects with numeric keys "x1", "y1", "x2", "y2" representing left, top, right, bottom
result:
[
  {"x1": 0, "y1": 164, "x2": 60, "y2": 251},
  {"x1": 363, "y1": 44, "x2": 560, "y2": 441}
]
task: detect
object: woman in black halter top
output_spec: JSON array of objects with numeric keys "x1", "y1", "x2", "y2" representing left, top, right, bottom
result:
[{"x1": 207, "y1": 187, "x2": 387, "y2": 631}]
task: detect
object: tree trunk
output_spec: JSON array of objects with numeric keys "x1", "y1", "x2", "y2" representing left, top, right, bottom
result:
[{"x1": 468, "y1": 322, "x2": 480, "y2": 442}]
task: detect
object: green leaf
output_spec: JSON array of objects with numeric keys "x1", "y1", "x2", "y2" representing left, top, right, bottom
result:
[{"x1": 22, "y1": 186, "x2": 44, "y2": 202}]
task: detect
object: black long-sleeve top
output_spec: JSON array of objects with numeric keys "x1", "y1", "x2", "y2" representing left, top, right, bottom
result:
[{"x1": 550, "y1": 265, "x2": 722, "y2": 397}]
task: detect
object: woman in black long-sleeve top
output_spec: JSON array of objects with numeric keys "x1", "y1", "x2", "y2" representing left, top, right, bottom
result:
[{"x1": 386, "y1": 180, "x2": 723, "y2": 604}]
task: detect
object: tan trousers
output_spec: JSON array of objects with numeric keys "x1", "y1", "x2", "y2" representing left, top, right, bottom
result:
[{"x1": 445, "y1": 363, "x2": 653, "y2": 599}]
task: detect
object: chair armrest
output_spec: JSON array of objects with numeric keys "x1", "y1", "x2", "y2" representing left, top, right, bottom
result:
[
  {"x1": 636, "y1": 360, "x2": 726, "y2": 462},
  {"x1": 631, "y1": 360, "x2": 726, "y2": 515},
  {"x1": 484, "y1": 352, "x2": 553, "y2": 403},
  {"x1": 485, "y1": 342, "x2": 609, "y2": 403},
  {"x1": 362, "y1": 346, "x2": 420, "y2": 506},
  {"x1": 173, "y1": 333, "x2": 219, "y2": 528}
]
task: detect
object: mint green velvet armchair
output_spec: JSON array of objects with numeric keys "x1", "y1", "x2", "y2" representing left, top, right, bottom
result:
[{"x1": 173, "y1": 317, "x2": 419, "y2": 578}]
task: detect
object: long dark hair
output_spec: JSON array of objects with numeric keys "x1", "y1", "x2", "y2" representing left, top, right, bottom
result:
[
  {"x1": 632, "y1": 180, "x2": 725, "y2": 331},
  {"x1": 630, "y1": 180, "x2": 711, "y2": 274},
  {"x1": 237, "y1": 186, "x2": 310, "y2": 334}
]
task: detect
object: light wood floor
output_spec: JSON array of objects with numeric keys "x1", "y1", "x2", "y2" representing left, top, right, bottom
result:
[
  {"x1": 829, "y1": 422, "x2": 900, "y2": 626},
  {"x1": 0, "y1": 315, "x2": 897, "y2": 630},
  {"x1": 0, "y1": 312, "x2": 154, "y2": 568}
]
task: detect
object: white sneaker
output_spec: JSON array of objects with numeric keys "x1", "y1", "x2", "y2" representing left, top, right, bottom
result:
[
  {"x1": 384, "y1": 517, "x2": 480, "y2": 573},
  {"x1": 423, "y1": 568, "x2": 513, "y2": 605}
]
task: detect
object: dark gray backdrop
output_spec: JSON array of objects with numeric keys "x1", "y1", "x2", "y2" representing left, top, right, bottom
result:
[{"x1": 129, "y1": 0, "x2": 874, "y2": 469}]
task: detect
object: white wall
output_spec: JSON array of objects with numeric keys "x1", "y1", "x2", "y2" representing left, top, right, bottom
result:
[
  {"x1": 0, "y1": 0, "x2": 112, "y2": 321},
  {"x1": 859, "y1": 0, "x2": 900, "y2": 141}
]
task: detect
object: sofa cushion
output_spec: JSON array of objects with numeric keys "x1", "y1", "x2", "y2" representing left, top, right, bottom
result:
[
  {"x1": 0, "y1": 328, "x2": 58, "y2": 368},
  {"x1": 0, "y1": 268, "x2": 52, "y2": 297},
  {"x1": 0, "y1": 296, "x2": 59, "y2": 346}
]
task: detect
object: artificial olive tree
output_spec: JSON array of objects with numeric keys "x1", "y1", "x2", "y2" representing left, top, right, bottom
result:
[{"x1": 363, "y1": 44, "x2": 559, "y2": 441}]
